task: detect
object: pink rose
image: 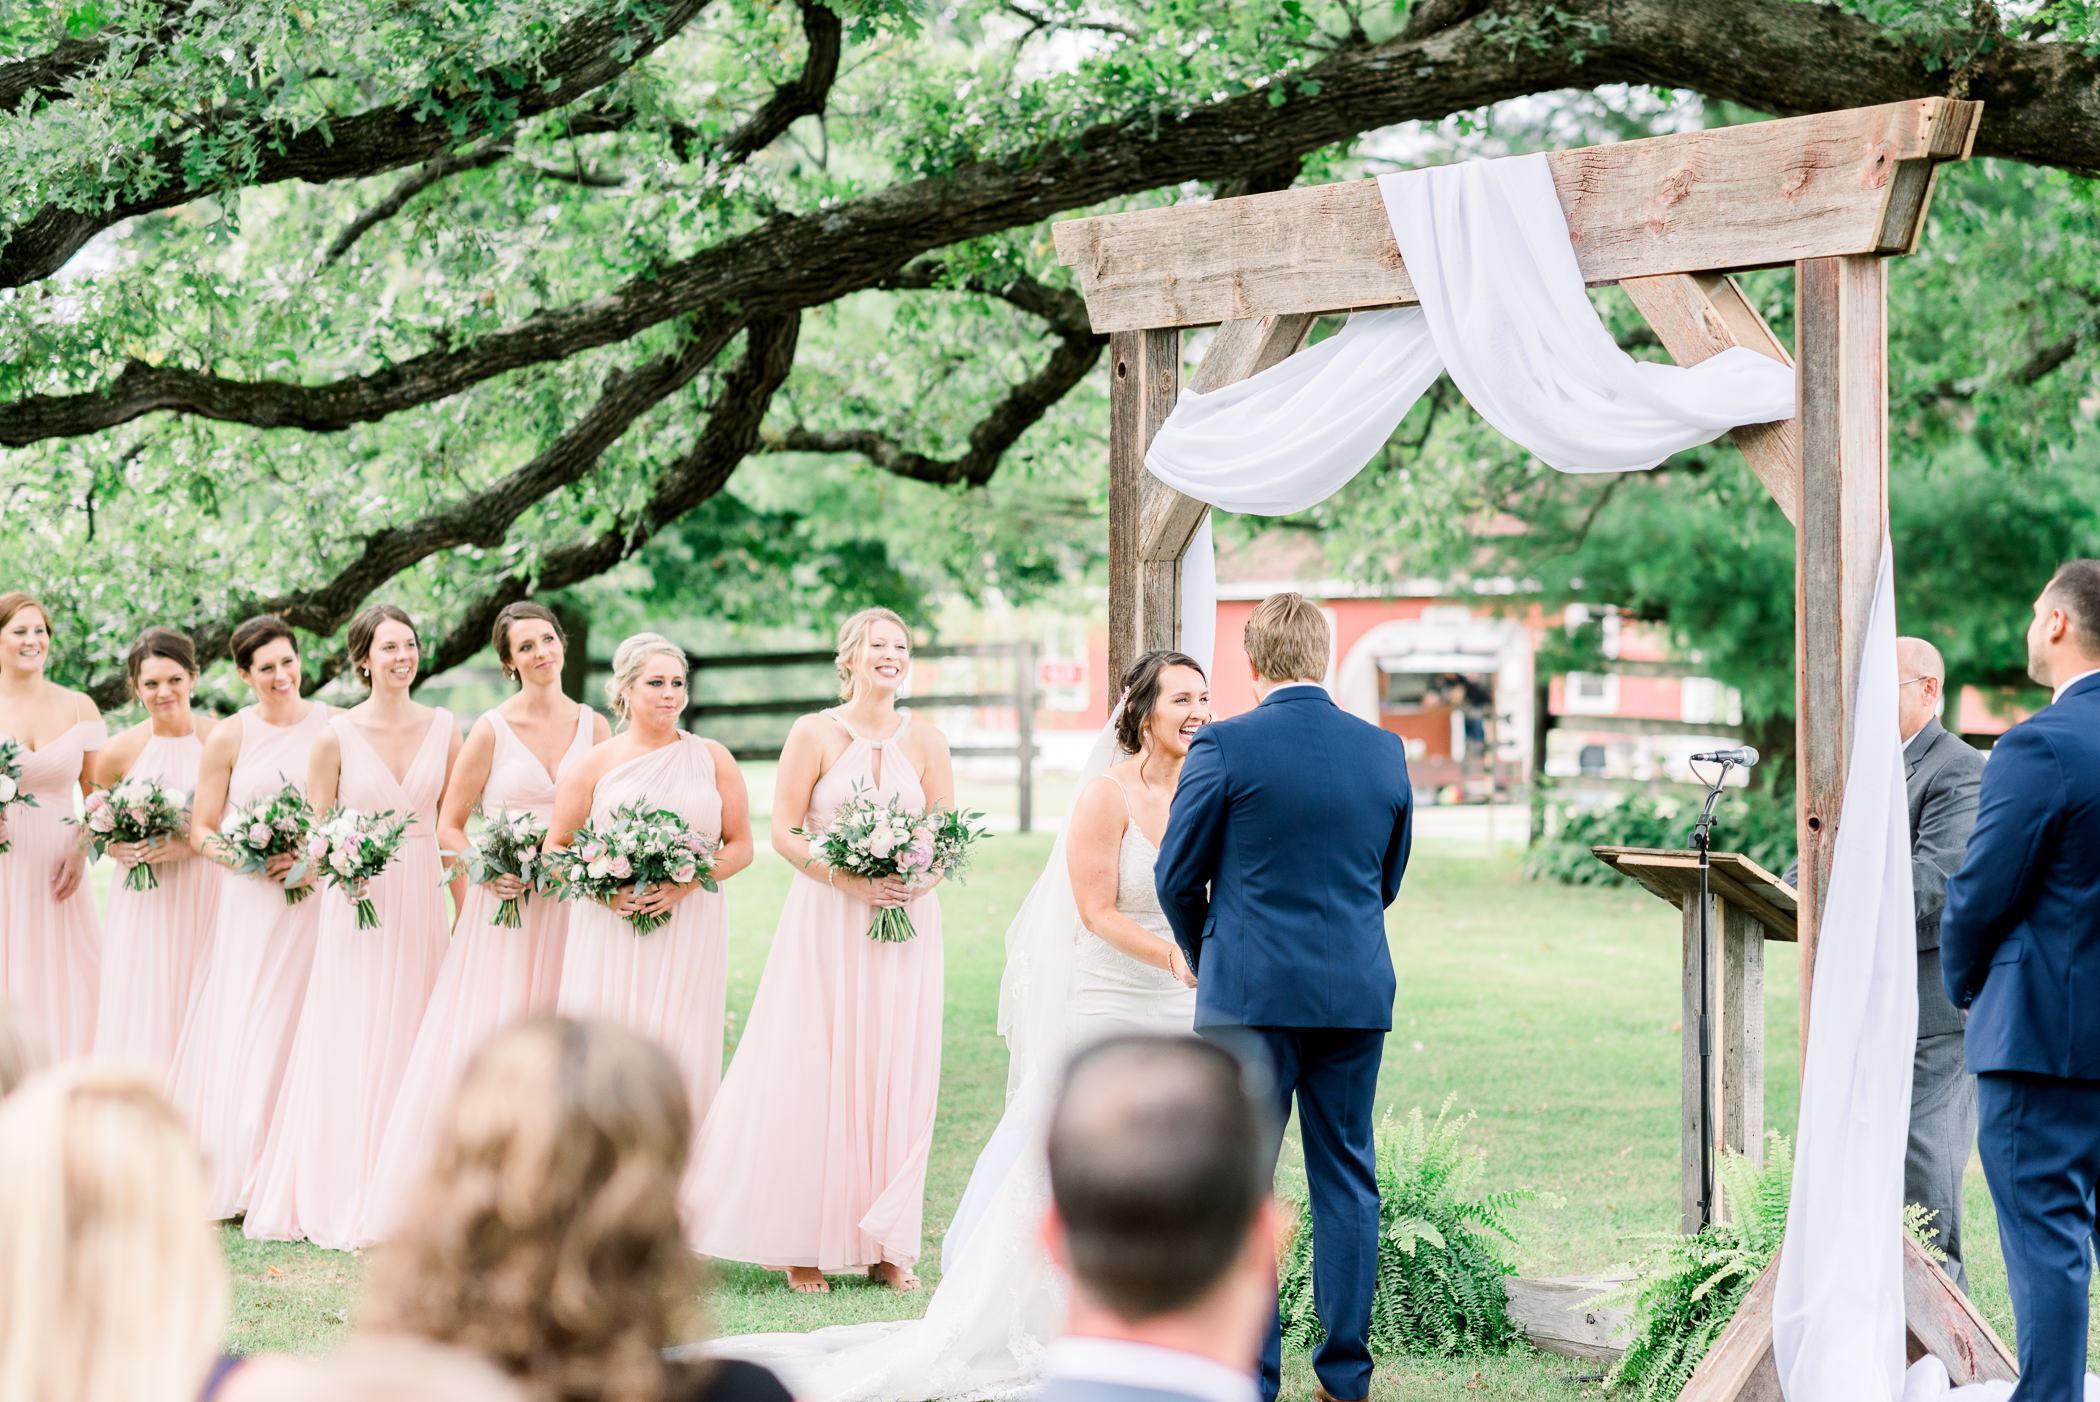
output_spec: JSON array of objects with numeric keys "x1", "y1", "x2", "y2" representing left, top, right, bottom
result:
[
  {"x1": 308, "y1": 833, "x2": 329, "y2": 858},
  {"x1": 867, "y1": 830, "x2": 899, "y2": 860},
  {"x1": 911, "y1": 826, "x2": 932, "y2": 846},
  {"x1": 684, "y1": 833, "x2": 710, "y2": 854},
  {"x1": 671, "y1": 864, "x2": 696, "y2": 885},
  {"x1": 247, "y1": 822, "x2": 273, "y2": 847},
  {"x1": 88, "y1": 806, "x2": 117, "y2": 834},
  {"x1": 608, "y1": 855, "x2": 632, "y2": 879},
  {"x1": 84, "y1": 791, "x2": 107, "y2": 812}
]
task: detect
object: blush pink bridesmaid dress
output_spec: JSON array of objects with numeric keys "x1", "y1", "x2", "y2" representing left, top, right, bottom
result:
[
  {"x1": 359, "y1": 704, "x2": 595, "y2": 1242},
  {"x1": 168, "y1": 702, "x2": 331, "y2": 1220},
  {"x1": 244, "y1": 709, "x2": 453, "y2": 1250},
  {"x1": 91, "y1": 730, "x2": 223, "y2": 1075},
  {"x1": 0, "y1": 710, "x2": 105, "y2": 1057},
  {"x1": 554, "y1": 731, "x2": 731, "y2": 1245},
  {"x1": 690, "y1": 710, "x2": 943, "y2": 1274}
]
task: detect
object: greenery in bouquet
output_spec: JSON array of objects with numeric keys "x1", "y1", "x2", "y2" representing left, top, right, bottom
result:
[
  {"x1": 0, "y1": 738, "x2": 36, "y2": 856},
  {"x1": 551, "y1": 801, "x2": 717, "y2": 935},
  {"x1": 309, "y1": 805, "x2": 412, "y2": 931},
  {"x1": 450, "y1": 807, "x2": 552, "y2": 929},
  {"x1": 76, "y1": 775, "x2": 191, "y2": 892},
  {"x1": 217, "y1": 783, "x2": 317, "y2": 905},
  {"x1": 795, "y1": 789, "x2": 991, "y2": 943}
]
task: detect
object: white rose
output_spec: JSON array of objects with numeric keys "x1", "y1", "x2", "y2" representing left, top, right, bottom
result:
[{"x1": 0, "y1": 774, "x2": 15, "y2": 803}]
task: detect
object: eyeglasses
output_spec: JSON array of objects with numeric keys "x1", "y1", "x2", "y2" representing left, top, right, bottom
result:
[{"x1": 1898, "y1": 676, "x2": 1936, "y2": 688}]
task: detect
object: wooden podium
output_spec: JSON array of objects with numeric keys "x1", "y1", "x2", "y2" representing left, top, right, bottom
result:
[
  {"x1": 1592, "y1": 845, "x2": 1797, "y2": 1231},
  {"x1": 1592, "y1": 844, "x2": 2018, "y2": 1399}
]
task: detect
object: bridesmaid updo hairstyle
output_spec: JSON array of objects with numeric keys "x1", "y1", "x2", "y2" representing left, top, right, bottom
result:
[
  {"x1": 605, "y1": 633, "x2": 687, "y2": 724},
  {"x1": 0, "y1": 593, "x2": 50, "y2": 639},
  {"x1": 362, "y1": 1018, "x2": 695, "y2": 1402},
  {"x1": 1114, "y1": 650, "x2": 1206, "y2": 757},
  {"x1": 346, "y1": 604, "x2": 419, "y2": 689},
  {"x1": 833, "y1": 606, "x2": 911, "y2": 701},
  {"x1": 230, "y1": 614, "x2": 297, "y2": 673},
  {"x1": 491, "y1": 602, "x2": 565, "y2": 682},
  {"x1": 124, "y1": 627, "x2": 199, "y2": 695}
]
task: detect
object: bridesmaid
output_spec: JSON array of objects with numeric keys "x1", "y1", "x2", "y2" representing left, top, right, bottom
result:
[
  {"x1": 0, "y1": 593, "x2": 104, "y2": 1058},
  {"x1": 360, "y1": 602, "x2": 609, "y2": 1242},
  {"x1": 691, "y1": 607, "x2": 954, "y2": 1293},
  {"x1": 549, "y1": 632, "x2": 753, "y2": 1245},
  {"x1": 90, "y1": 628, "x2": 224, "y2": 1074},
  {"x1": 168, "y1": 615, "x2": 332, "y2": 1219},
  {"x1": 245, "y1": 604, "x2": 459, "y2": 1249}
]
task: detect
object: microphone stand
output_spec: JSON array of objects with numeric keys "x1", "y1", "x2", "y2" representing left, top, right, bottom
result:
[{"x1": 1686, "y1": 758, "x2": 1735, "y2": 1232}]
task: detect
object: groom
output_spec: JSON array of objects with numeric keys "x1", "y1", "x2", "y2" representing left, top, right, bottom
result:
[{"x1": 1156, "y1": 592, "x2": 1414, "y2": 1402}]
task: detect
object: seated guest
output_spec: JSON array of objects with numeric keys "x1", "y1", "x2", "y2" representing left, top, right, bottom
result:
[
  {"x1": 219, "y1": 1337, "x2": 527, "y2": 1402},
  {"x1": 0, "y1": 999, "x2": 45, "y2": 1097},
  {"x1": 1040, "y1": 1035, "x2": 1278, "y2": 1402},
  {"x1": 0, "y1": 1064, "x2": 229, "y2": 1402},
  {"x1": 361, "y1": 1016, "x2": 791, "y2": 1402}
]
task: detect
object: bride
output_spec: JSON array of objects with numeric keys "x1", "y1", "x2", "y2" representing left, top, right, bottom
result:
[{"x1": 696, "y1": 649, "x2": 1211, "y2": 1400}]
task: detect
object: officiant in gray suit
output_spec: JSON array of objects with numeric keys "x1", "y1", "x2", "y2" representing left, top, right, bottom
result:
[{"x1": 1789, "y1": 634, "x2": 1984, "y2": 1289}]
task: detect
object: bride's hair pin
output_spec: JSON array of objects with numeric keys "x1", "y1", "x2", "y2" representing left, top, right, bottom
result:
[{"x1": 1114, "y1": 650, "x2": 1205, "y2": 756}]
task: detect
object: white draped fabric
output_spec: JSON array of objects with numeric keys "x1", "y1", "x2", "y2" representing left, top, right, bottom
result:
[
  {"x1": 1773, "y1": 541, "x2": 1917, "y2": 1402},
  {"x1": 1150, "y1": 150, "x2": 1797, "y2": 647}
]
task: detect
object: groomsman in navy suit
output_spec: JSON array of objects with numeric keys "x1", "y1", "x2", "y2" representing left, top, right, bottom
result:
[
  {"x1": 1942, "y1": 559, "x2": 2100, "y2": 1402},
  {"x1": 1156, "y1": 593, "x2": 1413, "y2": 1402}
]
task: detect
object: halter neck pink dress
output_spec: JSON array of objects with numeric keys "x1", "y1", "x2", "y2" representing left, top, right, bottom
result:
[
  {"x1": 691, "y1": 710, "x2": 944, "y2": 1273},
  {"x1": 168, "y1": 703, "x2": 331, "y2": 1219},
  {"x1": 245, "y1": 709, "x2": 453, "y2": 1250},
  {"x1": 0, "y1": 709, "x2": 105, "y2": 1058},
  {"x1": 91, "y1": 729, "x2": 222, "y2": 1075},
  {"x1": 554, "y1": 731, "x2": 730, "y2": 1245},
  {"x1": 360, "y1": 703, "x2": 596, "y2": 1242}
]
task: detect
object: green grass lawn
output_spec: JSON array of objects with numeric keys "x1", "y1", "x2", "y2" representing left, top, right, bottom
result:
[{"x1": 213, "y1": 838, "x2": 2086, "y2": 1398}]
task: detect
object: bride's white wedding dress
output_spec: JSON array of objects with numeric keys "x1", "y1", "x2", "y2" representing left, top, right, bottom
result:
[{"x1": 691, "y1": 762, "x2": 1194, "y2": 1401}]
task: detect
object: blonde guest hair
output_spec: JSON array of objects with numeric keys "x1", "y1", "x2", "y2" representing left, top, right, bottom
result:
[
  {"x1": 833, "y1": 607, "x2": 910, "y2": 701},
  {"x1": 362, "y1": 1017, "x2": 699, "y2": 1402},
  {"x1": 0, "y1": 1002, "x2": 45, "y2": 1098},
  {"x1": 604, "y1": 633, "x2": 688, "y2": 726},
  {"x1": 1243, "y1": 591, "x2": 1331, "y2": 683},
  {"x1": 0, "y1": 1064, "x2": 228, "y2": 1402}
]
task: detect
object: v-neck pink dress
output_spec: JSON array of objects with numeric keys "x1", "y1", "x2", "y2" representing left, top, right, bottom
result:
[
  {"x1": 554, "y1": 731, "x2": 731, "y2": 1246},
  {"x1": 0, "y1": 713, "x2": 106, "y2": 1058},
  {"x1": 245, "y1": 709, "x2": 453, "y2": 1250},
  {"x1": 359, "y1": 703, "x2": 595, "y2": 1243},
  {"x1": 168, "y1": 702, "x2": 331, "y2": 1219},
  {"x1": 91, "y1": 729, "x2": 223, "y2": 1075},
  {"x1": 690, "y1": 711, "x2": 944, "y2": 1271}
]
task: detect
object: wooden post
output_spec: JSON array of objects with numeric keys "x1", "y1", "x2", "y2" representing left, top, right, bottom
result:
[
  {"x1": 1107, "y1": 328, "x2": 1181, "y2": 688},
  {"x1": 1720, "y1": 900, "x2": 1766, "y2": 1170},
  {"x1": 1680, "y1": 888, "x2": 1718, "y2": 1233},
  {"x1": 1015, "y1": 639, "x2": 1037, "y2": 834},
  {"x1": 1793, "y1": 255, "x2": 1889, "y2": 1053}
]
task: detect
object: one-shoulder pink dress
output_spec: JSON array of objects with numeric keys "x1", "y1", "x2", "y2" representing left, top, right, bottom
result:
[
  {"x1": 92, "y1": 730, "x2": 223, "y2": 1075},
  {"x1": 555, "y1": 732, "x2": 731, "y2": 1244},
  {"x1": 245, "y1": 709, "x2": 453, "y2": 1250},
  {"x1": 0, "y1": 714, "x2": 106, "y2": 1058},
  {"x1": 359, "y1": 704, "x2": 595, "y2": 1242},
  {"x1": 691, "y1": 711, "x2": 944, "y2": 1272},
  {"x1": 168, "y1": 703, "x2": 331, "y2": 1219}
]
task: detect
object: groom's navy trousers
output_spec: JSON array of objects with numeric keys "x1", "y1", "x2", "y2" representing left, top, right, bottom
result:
[{"x1": 1158, "y1": 684, "x2": 1412, "y2": 1402}]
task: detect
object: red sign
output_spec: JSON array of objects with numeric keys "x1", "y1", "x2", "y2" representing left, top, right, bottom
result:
[{"x1": 1039, "y1": 659, "x2": 1086, "y2": 688}]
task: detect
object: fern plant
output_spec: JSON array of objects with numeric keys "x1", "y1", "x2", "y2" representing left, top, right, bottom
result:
[
  {"x1": 1276, "y1": 1097, "x2": 1549, "y2": 1358},
  {"x1": 1602, "y1": 1136, "x2": 1793, "y2": 1399}
]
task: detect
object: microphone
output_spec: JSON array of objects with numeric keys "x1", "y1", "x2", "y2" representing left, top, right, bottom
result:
[{"x1": 1691, "y1": 746, "x2": 1759, "y2": 767}]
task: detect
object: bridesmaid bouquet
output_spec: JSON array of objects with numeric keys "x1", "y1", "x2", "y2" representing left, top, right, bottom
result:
[
  {"x1": 309, "y1": 805, "x2": 412, "y2": 930},
  {"x1": 450, "y1": 808, "x2": 551, "y2": 929},
  {"x1": 550, "y1": 802, "x2": 718, "y2": 935},
  {"x1": 797, "y1": 792, "x2": 990, "y2": 943},
  {"x1": 0, "y1": 737, "x2": 35, "y2": 855},
  {"x1": 77, "y1": 776, "x2": 191, "y2": 892},
  {"x1": 218, "y1": 783, "x2": 317, "y2": 904}
]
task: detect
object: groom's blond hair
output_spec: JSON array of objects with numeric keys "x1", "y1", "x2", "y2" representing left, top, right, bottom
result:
[{"x1": 1245, "y1": 591, "x2": 1329, "y2": 683}]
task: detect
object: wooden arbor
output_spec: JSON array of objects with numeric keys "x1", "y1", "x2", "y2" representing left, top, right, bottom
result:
[{"x1": 1054, "y1": 97, "x2": 2014, "y2": 1394}]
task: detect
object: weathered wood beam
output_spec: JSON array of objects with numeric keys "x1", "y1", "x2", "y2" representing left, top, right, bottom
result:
[
  {"x1": 1620, "y1": 272, "x2": 1801, "y2": 525},
  {"x1": 1721, "y1": 901, "x2": 1766, "y2": 1173},
  {"x1": 1108, "y1": 328, "x2": 1180, "y2": 691},
  {"x1": 1055, "y1": 99, "x2": 1979, "y2": 333},
  {"x1": 1793, "y1": 253, "x2": 1888, "y2": 1058}
]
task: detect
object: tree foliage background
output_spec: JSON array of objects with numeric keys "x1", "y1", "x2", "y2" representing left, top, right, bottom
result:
[{"x1": 2, "y1": 0, "x2": 2096, "y2": 709}]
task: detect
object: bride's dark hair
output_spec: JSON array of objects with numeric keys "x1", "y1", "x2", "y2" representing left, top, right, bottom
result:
[{"x1": 1114, "y1": 650, "x2": 1206, "y2": 756}]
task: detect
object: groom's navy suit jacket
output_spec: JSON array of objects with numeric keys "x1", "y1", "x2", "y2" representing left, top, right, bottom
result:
[{"x1": 1156, "y1": 685, "x2": 1413, "y2": 1031}]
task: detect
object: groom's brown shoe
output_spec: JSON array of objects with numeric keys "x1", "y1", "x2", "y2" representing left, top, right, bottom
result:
[{"x1": 1314, "y1": 1386, "x2": 1367, "y2": 1402}]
